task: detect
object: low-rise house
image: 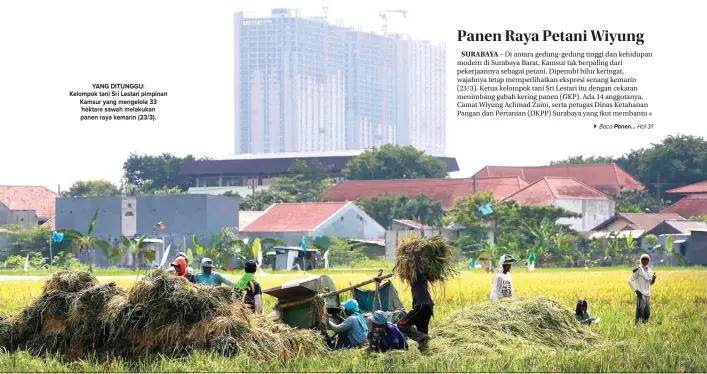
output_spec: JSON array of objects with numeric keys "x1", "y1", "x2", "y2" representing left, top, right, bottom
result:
[
  {"x1": 238, "y1": 211, "x2": 263, "y2": 230},
  {"x1": 503, "y1": 177, "x2": 616, "y2": 232},
  {"x1": 591, "y1": 213, "x2": 686, "y2": 233},
  {"x1": 684, "y1": 229, "x2": 707, "y2": 266},
  {"x1": 472, "y1": 163, "x2": 644, "y2": 196},
  {"x1": 241, "y1": 202, "x2": 385, "y2": 246},
  {"x1": 323, "y1": 177, "x2": 528, "y2": 209},
  {"x1": 663, "y1": 195, "x2": 707, "y2": 219},
  {"x1": 391, "y1": 219, "x2": 431, "y2": 231},
  {"x1": 0, "y1": 185, "x2": 59, "y2": 228}
]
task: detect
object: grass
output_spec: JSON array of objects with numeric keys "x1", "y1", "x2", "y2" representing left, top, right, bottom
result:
[{"x1": 0, "y1": 267, "x2": 706, "y2": 372}]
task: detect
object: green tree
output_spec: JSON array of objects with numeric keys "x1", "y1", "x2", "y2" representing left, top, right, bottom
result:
[
  {"x1": 239, "y1": 189, "x2": 294, "y2": 211},
  {"x1": 356, "y1": 193, "x2": 443, "y2": 228},
  {"x1": 269, "y1": 159, "x2": 336, "y2": 202},
  {"x1": 550, "y1": 155, "x2": 616, "y2": 165},
  {"x1": 58, "y1": 209, "x2": 113, "y2": 272},
  {"x1": 123, "y1": 153, "x2": 204, "y2": 192},
  {"x1": 343, "y1": 144, "x2": 448, "y2": 180},
  {"x1": 62, "y1": 180, "x2": 122, "y2": 198},
  {"x1": 635, "y1": 135, "x2": 707, "y2": 193},
  {"x1": 615, "y1": 189, "x2": 664, "y2": 213},
  {"x1": 642, "y1": 234, "x2": 660, "y2": 250},
  {"x1": 0, "y1": 225, "x2": 52, "y2": 258}
]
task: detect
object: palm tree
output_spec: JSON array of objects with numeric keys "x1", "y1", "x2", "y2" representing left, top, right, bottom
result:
[
  {"x1": 58, "y1": 208, "x2": 112, "y2": 272},
  {"x1": 121, "y1": 234, "x2": 150, "y2": 270}
]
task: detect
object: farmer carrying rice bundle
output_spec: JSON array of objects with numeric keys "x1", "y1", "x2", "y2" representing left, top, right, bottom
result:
[
  {"x1": 395, "y1": 236, "x2": 457, "y2": 351},
  {"x1": 490, "y1": 254, "x2": 517, "y2": 300}
]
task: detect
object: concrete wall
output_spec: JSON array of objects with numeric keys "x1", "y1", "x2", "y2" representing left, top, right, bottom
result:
[
  {"x1": 0, "y1": 202, "x2": 39, "y2": 228},
  {"x1": 313, "y1": 205, "x2": 385, "y2": 240},
  {"x1": 55, "y1": 195, "x2": 239, "y2": 267},
  {"x1": 554, "y1": 199, "x2": 615, "y2": 232},
  {"x1": 686, "y1": 231, "x2": 707, "y2": 266},
  {"x1": 384, "y1": 229, "x2": 462, "y2": 261}
]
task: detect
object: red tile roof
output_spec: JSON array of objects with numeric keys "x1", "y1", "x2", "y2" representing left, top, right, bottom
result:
[
  {"x1": 663, "y1": 195, "x2": 707, "y2": 218},
  {"x1": 504, "y1": 177, "x2": 613, "y2": 206},
  {"x1": 473, "y1": 164, "x2": 644, "y2": 195},
  {"x1": 393, "y1": 219, "x2": 431, "y2": 230},
  {"x1": 322, "y1": 177, "x2": 528, "y2": 209},
  {"x1": 666, "y1": 180, "x2": 707, "y2": 195},
  {"x1": 0, "y1": 185, "x2": 58, "y2": 220},
  {"x1": 241, "y1": 202, "x2": 350, "y2": 232}
]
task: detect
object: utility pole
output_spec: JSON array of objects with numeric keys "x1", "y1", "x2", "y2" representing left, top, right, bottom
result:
[
  {"x1": 472, "y1": 175, "x2": 477, "y2": 194},
  {"x1": 655, "y1": 174, "x2": 663, "y2": 204}
]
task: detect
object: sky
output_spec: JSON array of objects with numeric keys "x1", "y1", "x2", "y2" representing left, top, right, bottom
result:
[{"x1": 0, "y1": 0, "x2": 704, "y2": 191}]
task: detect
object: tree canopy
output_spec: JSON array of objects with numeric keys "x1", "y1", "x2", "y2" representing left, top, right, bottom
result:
[
  {"x1": 62, "y1": 180, "x2": 122, "y2": 198},
  {"x1": 343, "y1": 144, "x2": 448, "y2": 180},
  {"x1": 122, "y1": 153, "x2": 202, "y2": 193},
  {"x1": 356, "y1": 193, "x2": 444, "y2": 228}
]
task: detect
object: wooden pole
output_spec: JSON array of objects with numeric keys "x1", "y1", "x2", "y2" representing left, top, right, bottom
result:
[{"x1": 278, "y1": 271, "x2": 393, "y2": 310}]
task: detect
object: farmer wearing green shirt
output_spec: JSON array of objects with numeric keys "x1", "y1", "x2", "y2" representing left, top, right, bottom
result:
[{"x1": 195, "y1": 258, "x2": 234, "y2": 287}]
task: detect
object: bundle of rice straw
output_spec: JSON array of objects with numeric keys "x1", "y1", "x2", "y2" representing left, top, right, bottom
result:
[
  {"x1": 0, "y1": 270, "x2": 325, "y2": 361},
  {"x1": 429, "y1": 297, "x2": 601, "y2": 355},
  {"x1": 395, "y1": 235, "x2": 458, "y2": 285}
]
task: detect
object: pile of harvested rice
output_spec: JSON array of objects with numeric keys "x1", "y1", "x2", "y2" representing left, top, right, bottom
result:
[
  {"x1": 429, "y1": 297, "x2": 600, "y2": 355},
  {"x1": 395, "y1": 236, "x2": 458, "y2": 285},
  {"x1": 0, "y1": 270, "x2": 324, "y2": 360}
]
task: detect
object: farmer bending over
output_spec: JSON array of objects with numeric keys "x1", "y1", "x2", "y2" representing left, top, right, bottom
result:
[
  {"x1": 236, "y1": 260, "x2": 263, "y2": 314},
  {"x1": 327, "y1": 299, "x2": 368, "y2": 349},
  {"x1": 575, "y1": 299, "x2": 599, "y2": 325},
  {"x1": 195, "y1": 258, "x2": 234, "y2": 287},
  {"x1": 490, "y1": 254, "x2": 517, "y2": 300},
  {"x1": 629, "y1": 254, "x2": 656, "y2": 325},
  {"x1": 170, "y1": 257, "x2": 196, "y2": 283},
  {"x1": 398, "y1": 253, "x2": 433, "y2": 351},
  {"x1": 368, "y1": 310, "x2": 408, "y2": 353}
]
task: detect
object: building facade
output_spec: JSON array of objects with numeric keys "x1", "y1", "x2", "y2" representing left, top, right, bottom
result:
[{"x1": 234, "y1": 9, "x2": 446, "y2": 157}]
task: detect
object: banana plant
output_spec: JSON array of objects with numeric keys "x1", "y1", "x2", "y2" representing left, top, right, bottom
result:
[
  {"x1": 58, "y1": 208, "x2": 112, "y2": 272},
  {"x1": 121, "y1": 233, "x2": 151, "y2": 270},
  {"x1": 193, "y1": 232, "x2": 224, "y2": 265},
  {"x1": 659, "y1": 236, "x2": 687, "y2": 266}
]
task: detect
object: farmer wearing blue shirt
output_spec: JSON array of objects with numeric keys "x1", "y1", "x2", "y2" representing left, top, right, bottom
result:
[
  {"x1": 195, "y1": 258, "x2": 234, "y2": 287},
  {"x1": 327, "y1": 299, "x2": 368, "y2": 349}
]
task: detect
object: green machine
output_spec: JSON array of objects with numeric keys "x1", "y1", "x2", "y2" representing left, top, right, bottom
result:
[{"x1": 264, "y1": 275, "x2": 341, "y2": 329}]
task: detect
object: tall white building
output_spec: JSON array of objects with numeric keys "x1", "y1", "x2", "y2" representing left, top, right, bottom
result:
[{"x1": 234, "y1": 9, "x2": 446, "y2": 156}]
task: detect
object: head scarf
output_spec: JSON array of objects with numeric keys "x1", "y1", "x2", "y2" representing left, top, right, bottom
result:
[
  {"x1": 640, "y1": 254, "x2": 650, "y2": 269},
  {"x1": 171, "y1": 257, "x2": 188, "y2": 276},
  {"x1": 369, "y1": 310, "x2": 389, "y2": 326},
  {"x1": 498, "y1": 254, "x2": 517, "y2": 272},
  {"x1": 201, "y1": 258, "x2": 214, "y2": 272},
  {"x1": 175, "y1": 252, "x2": 189, "y2": 265},
  {"x1": 575, "y1": 299, "x2": 588, "y2": 316},
  {"x1": 343, "y1": 299, "x2": 367, "y2": 333}
]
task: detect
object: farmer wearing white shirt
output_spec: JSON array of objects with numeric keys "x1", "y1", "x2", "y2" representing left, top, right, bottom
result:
[
  {"x1": 490, "y1": 254, "x2": 517, "y2": 300},
  {"x1": 628, "y1": 254, "x2": 657, "y2": 324}
]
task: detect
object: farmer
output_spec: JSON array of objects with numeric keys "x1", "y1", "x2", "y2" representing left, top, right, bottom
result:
[
  {"x1": 398, "y1": 254, "x2": 433, "y2": 351},
  {"x1": 174, "y1": 252, "x2": 195, "y2": 277},
  {"x1": 628, "y1": 254, "x2": 657, "y2": 324},
  {"x1": 490, "y1": 254, "x2": 517, "y2": 300},
  {"x1": 195, "y1": 258, "x2": 234, "y2": 287},
  {"x1": 170, "y1": 257, "x2": 196, "y2": 283},
  {"x1": 236, "y1": 260, "x2": 263, "y2": 314},
  {"x1": 575, "y1": 299, "x2": 598, "y2": 325},
  {"x1": 368, "y1": 310, "x2": 408, "y2": 353},
  {"x1": 326, "y1": 299, "x2": 368, "y2": 350}
]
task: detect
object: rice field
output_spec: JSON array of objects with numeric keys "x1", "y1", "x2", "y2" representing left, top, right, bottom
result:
[{"x1": 0, "y1": 267, "x2": 706, "y2": 372}]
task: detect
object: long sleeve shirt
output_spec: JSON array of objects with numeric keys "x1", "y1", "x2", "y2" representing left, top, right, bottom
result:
[
  {"x1": 328, "y1": 315, "x2": 368, "y2": 346},
  {"x1": 628, "y1": 266, "x2": 654, "y2": 296},
  {"x1": 411, "y1": 257, "x2": 433, "y2": 306},
  {"x1": 490, "y1": 272, "x2": 513, "y2": 300},
  {"x1": 576, "y1": 311, "x2": 592, "y2": 325},
  {"x1": 195, "y1": 272, "x2": 234, "y2": 287}
]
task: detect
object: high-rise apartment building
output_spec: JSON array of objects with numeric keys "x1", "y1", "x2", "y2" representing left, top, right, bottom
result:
[{"x1": 234, "y1": 9, "x2": 446, "y2": 156}]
